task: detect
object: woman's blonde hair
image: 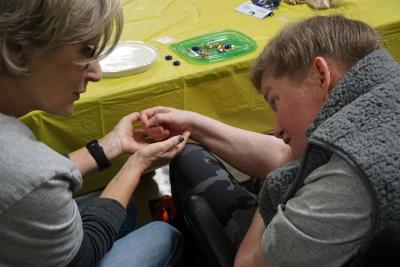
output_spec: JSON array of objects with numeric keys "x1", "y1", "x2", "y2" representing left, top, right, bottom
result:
[
  {"x1": 249, "y1": 15, "x2": 381, "y2": 91},
  {"x1": 0, "y1": 0, "x2": 123, "y2": 75}
]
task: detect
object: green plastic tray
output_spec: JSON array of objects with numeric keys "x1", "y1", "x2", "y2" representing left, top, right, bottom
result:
[{"x1": 170, "y1": 29, "x2": 257, "y2": 64}]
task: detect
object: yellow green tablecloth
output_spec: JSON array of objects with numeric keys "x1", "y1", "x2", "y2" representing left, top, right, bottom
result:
[{"x1": 21, "y1": 0, "x2": 400, "y2": 193}]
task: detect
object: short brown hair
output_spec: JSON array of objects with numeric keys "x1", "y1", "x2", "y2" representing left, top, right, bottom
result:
[{"x1": 249, "y1": 15, "x2": 381, "y2": 91}]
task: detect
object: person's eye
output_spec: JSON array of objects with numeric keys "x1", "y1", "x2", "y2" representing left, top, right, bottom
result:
[
  {"x1": 80, "y1": 44, "x2": 97, "y2": 69},
  {"x1": 269, "y1": 96, "x2": 279, "y2": 111},
  {"x1": 82, "y1": 44, "x2": 96, "y2": 59}
]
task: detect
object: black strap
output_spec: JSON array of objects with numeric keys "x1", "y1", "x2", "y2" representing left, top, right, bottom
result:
[{"x1": 85, "y1": 140, "x2": 111, "y2": 171}]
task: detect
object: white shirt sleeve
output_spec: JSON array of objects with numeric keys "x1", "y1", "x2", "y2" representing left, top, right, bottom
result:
[{"x1": 262, "y1": 154, "x2": 372, "y2": 267}]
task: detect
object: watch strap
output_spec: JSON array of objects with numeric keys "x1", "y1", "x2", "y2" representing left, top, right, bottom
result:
[{"x1": 85, "y1": 140, "x2": 111, "y2": 171}]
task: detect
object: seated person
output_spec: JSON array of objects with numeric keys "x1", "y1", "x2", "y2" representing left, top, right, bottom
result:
[
  {"x1": 0, "y1": 0, "x2": 189, "y2": 266},
  {"x1": 140, "y1": 15, "x2": 400, "y2": 266}
]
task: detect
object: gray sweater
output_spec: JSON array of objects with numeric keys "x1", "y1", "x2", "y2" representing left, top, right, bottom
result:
[
  {"x1": 259, "y1": 49, "x2": 400, "y2": 264},
  {"x1": 0, "y1": 113, "x2": 83, "y2": 266},
  {"x1": 0, "y1": 113, "x2": 126, "y2": 267}
]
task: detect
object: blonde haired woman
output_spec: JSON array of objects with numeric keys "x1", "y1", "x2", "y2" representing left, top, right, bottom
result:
[{"x1": 0, "y1": 0, "x2": 188, "y2": 266}]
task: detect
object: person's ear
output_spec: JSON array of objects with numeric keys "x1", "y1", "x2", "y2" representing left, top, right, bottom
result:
[
  {"x1": 7, "y1": 42, "x2": 30, "y2": 65},
  {"x1": 7, "y1": 42, "x2": 24, "y2": 55},
  {"x1": 313, "y1": 57, "x2": 331, "y2": 100}
]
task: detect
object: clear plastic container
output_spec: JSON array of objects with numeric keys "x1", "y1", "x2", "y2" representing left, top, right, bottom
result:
[{"x1": 170, "y1": 29, "x2": 257, "y2": 64}]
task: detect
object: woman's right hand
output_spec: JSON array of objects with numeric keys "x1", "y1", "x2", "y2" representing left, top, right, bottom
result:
[
  {"x1": 100, "y1": 132, "x2": 190, "y2": 208},
  {"x1": 128, "y1": 131, "x2": 191, "y2": 173},
  {"x1": 140, "y1": 106, "x2": 197, "y2": 141}
]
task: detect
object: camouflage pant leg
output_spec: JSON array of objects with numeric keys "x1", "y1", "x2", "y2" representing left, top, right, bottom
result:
[{"x1": 170, "y1": 143, "x2": 257, "y2": 248}]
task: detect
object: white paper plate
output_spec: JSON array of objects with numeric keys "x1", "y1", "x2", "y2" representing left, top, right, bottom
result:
[{"x1": 100, "y1": 41, "x2": 157, "y2": 77}]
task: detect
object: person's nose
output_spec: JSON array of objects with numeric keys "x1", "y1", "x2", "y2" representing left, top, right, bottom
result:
[
  {"x1": 273, "y1": 119, "x2": 283, "y2": 139},
  {"x1": 86, "y1": 61, "x2": 102, "y2": 82}
]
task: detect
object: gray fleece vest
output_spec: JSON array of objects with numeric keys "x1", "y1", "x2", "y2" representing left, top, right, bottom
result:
[{"x1": 259, "y1": 49, "x2": 400, "y2": 259}]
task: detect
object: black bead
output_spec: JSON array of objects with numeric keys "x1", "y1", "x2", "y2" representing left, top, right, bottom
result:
[
  {"x1": 173, "y1": 60, "x2": 180, "y2": 66},
  {"x1": 165, "y1": 55, "x2": 173, "y2": 60}
]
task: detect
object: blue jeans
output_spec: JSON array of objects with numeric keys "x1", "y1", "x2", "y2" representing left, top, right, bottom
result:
[
  {"x1": 75, "y1": 191, "x2": 183, "y2": 266},
  {"x1": 98, "y1": 222, "x2": 182, "y2": 267}
]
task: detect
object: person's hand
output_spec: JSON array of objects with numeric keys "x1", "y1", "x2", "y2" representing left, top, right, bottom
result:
[
  {"x1": 128, "y1": 131, "x2": 191, "y2": 173},
  {"x1": 140, "y1": 106, "x2": 195, "y2": 141},
  {"x1": 99, "y1": 131, "x2": 190, "y2": 209},
  {"x1": 99, "y1": 112, "x2": 166, "y2": 160}
]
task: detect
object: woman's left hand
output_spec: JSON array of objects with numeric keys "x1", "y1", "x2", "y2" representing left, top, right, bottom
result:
[
  {"x1": 129, "y1": 131, "x2": 191, "y2": 173},
  {"x1": 99, "y1": 112, "x2": 166, "y2": 161}
]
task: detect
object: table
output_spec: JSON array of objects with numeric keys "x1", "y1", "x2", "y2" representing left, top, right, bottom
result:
[{"x1": 21, "y1": 0, "x2": 400, "y2": 194}]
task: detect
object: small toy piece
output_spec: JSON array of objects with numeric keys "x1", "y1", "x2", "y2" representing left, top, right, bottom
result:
[
  {"x1": 200, "y1": 52, "x2": 209, "y2": 58},
  {"x1": 192, "y1": 46, "x2": 201, "y2": 52}
]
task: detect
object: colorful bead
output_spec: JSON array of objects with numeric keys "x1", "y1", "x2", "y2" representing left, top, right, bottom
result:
[
  {"x1": 206, "y1": 44, "x2": 214, "y2": 49},
  {"x1": 192, "y1": 46, "x2": 201, "y2": 52}
]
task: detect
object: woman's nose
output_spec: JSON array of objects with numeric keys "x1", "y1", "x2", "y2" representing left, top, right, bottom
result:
[{"x1": 86, "y1": 61, "x2": 102, "y2": 82}]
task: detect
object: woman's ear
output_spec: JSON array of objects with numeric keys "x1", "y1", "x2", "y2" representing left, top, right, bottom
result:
[
  {"x1": 313, "y1": 56, "x2": 332, "y2": 100},
  {"x1": 7, "y1": 42, "x2": 28, "y2": 64},
  {"x1": 7, "y1": 42, "x2": 23, "y2": 54}
]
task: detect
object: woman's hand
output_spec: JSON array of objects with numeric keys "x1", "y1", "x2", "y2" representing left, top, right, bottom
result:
[
  {"x1": 129, "y1": 131, "x2": 191, "y2": 173},
  {"x1": 140, "y1": 106, "x2": 197, "y2": 141},
  {"x1": 99, "y1": 112, "x2": 167, "y2": 160},
  {"x1": 100, "y1": 131, "x2": 190, "y2": 208}
]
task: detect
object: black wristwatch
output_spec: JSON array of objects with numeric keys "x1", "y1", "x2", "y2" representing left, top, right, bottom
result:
[{"x1": 85, "y1": 140, "x2": 111, "y2": 171}]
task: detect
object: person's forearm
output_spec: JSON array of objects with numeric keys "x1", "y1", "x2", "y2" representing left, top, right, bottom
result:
[
  {"x1": 190, "y1": 114, "x2": 292, "y2": 177},
  {"x1": 100, "y1": 134, "x2": 186, "y2": 208},
  {"x1": 234, "y1": 209, "x2": 269, "y2": 267},
  {"x1": 99, "y1": 155, "x2": 144, "y2": 208}
]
